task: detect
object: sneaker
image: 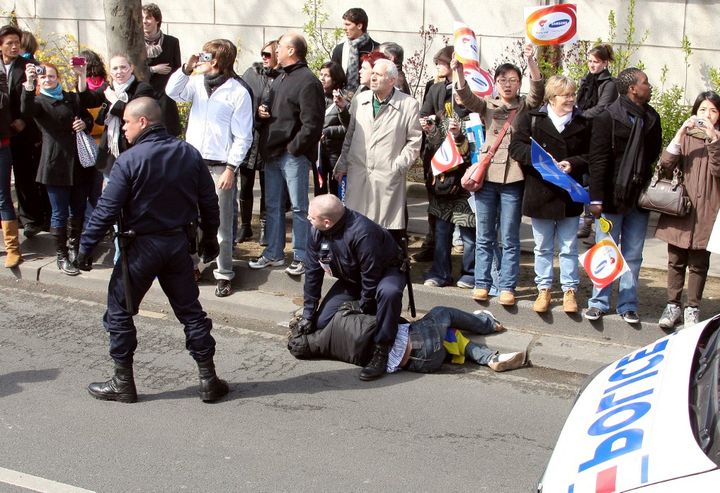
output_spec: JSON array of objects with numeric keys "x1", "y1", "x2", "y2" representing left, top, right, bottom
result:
[
  {"x1": 285, "y1": 260, "x2": 305, "y2": 277},
  {"x1": 683, "y1": 306, "x2": 700, "y2": 327},
  {"x1": 472, "y1": 287, "x2": 489, "y2": 301},
  {"x1": 424, "y1": 278, "x2": 441, "y2": 287},
  {"x1": 249, "y1": 255, "x2": 285, "y2": 269},
  {"x1": 533, "y1": 288, "x2": 551, "y2": 313},
  {"x1": 498, "y1": 290, "x2": 516, "y2": 306},
  {"x1": 456, "y1": 280, "x2": 473, "y2": 289},
  {"x1": 473, "y1": 309, "x2": 505, "y2": 332},
  {"x1": 488, "y1": 351, "x2": 525, "y2": 372},
  {"x1": 658, "y1": 303, "x2": 682, "y2": 330},
  {"x1": 563, "y1": 289, "x2": 578, "y2": 313},
  {"x1": 215, "y1": 279, "x2": 232, "y2": 297},
  {"x1": 584, "y1": 307, "x2": 603, "y2": 321},
  {"x1": 621, "y1": 311, "x2": 641, "y2": 324}
]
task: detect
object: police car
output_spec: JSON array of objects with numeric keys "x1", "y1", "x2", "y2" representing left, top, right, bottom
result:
[{"x1": 537, "y1": 314, "x2": 720, "y2": 492}]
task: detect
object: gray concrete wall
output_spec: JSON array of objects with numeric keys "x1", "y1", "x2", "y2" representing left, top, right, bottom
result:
[{"x1": 6, "y1": 0, "x2": 719, "y2": 102}]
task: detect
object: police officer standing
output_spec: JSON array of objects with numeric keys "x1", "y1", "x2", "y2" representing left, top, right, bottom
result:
[
  {"x1": 302, "y1": 194, "x2": 406, "y2": 381},
  {"x1": 76, "y1": 97, "x2": 228, "y2": 403}
]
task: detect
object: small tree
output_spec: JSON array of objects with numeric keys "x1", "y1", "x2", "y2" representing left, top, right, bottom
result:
[
  {"x1": 403, "y1": 25, "x2": 448, "y2": 99},
  {"x1": 302, "y1": 0, "x2": 343, "y2": 75}
]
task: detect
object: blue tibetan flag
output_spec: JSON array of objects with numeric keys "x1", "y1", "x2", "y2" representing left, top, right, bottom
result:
[{"x1": 530, "y1": 138, "x2": 589, "y2": 204}]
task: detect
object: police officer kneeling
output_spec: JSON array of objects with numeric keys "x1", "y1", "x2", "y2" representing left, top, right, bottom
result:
[
  {"x1": 303, "y1": 194, "x2": 406, "y2": 381},
  {"x1": 76, "y1": 97, "x2": 229, "y2": 403}
]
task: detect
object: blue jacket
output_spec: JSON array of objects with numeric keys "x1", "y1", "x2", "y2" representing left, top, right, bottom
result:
[
  {"x1": 303, "y1": 208, "x2": 403, "y2": 318},
  {"x1": 80, "y1": 125, "x2": 219, "y2": 255}
]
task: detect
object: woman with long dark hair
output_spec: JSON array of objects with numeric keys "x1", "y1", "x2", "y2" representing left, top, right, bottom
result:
[
  {"x1": 317, "y1": 60, "x2": 348, "y2": 196},
  {"x1": 656, "y1": 91, "x2": 720, "y2": 329}
]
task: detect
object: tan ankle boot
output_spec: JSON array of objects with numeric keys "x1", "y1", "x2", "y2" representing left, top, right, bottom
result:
[
  {"x1": 533, "y1": 288, "x2": 551, "y2": 312},
  {"x1": 563, "y1": 289, "x2": 578, "y2": 313},
  {"x1": 2, "y1": 220, "x2": 22, "y2": 268}
]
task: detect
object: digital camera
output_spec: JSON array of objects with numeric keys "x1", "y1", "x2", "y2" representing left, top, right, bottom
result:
[
  {"x1": 198, "y1": 52, "x2": 213, "y2": 63},
  {"x1": 35, "y1": 65, "x2": 45, "y2": 76}
]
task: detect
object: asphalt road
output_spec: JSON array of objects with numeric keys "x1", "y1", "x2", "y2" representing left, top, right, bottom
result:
[{"x1": 0, "y1": 283, "x2": 583, "y2": 492}]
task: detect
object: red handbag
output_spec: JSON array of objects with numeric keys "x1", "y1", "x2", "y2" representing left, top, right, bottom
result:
[{"x1": 461, "y1": 109, "x2": 517, "y2": 192}]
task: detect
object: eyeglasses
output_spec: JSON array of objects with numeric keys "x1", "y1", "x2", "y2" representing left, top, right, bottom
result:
[
  {"x1": 496, "y1": 78, "x2": 520, "y2": 86},
  {"x1": 261, "y1": 52, "x2": 272, "y2": 58},
  {"x1": 555, "y1": 93, "x2": 576, "y2": 99}
]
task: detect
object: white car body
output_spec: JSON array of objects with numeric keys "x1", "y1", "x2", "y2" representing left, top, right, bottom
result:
[{"x1": 538, "y1": 317, "x2": 720, "y2": 492}]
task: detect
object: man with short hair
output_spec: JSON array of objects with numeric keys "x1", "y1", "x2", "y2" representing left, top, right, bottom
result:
[
  {"x1": 302, "y1": 194, "x2": 406, "y2": 381},
  {"x1": 166, "y1": 39, "x2": 253, "y2": 297},
  {"x1": 378, "y1": 41, "x2": 410, "y2": 94},
  {"x1": 335, "y1": 58, "x2": 422, "y2": 244},
  {"x1": 584, "y1": 68, "x2": 662, "y2": 324},
  {"x1": 331, "y1": 8, "x2": 380, "y2": 92},
  {"x1": 77, "y1": 97, "x2": 228, "y2": 403},
  {"x1": 250, "y1": 32, "x2": 324, "y2": 277}
]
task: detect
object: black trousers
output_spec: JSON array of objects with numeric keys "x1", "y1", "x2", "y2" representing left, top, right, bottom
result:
[
  {"x1": 10, "y1": 136, "x2": 50, "y2": 227},
  {"x1": 103, "y1": 233, "x2": 216, "y2": 364}
]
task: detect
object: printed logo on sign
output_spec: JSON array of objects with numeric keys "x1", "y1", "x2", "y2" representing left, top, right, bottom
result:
[{"x1": 549, "y1": 19, "x2": 570, "y2": 29}]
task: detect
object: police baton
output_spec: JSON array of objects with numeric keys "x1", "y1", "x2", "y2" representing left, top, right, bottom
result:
[
  {"x1": 116, "y1": 212, "x2": 136, "y2": 314},
  {"x1": 401, "y1": 236, "x2": 416, "y2": 318}
]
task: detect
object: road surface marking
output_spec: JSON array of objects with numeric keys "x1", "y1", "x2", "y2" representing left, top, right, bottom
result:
[{"x1": 0, "y1": 466, "x2": 96, "y2": 493}]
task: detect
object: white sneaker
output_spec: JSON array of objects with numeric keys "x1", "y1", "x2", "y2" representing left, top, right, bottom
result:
[
  {"x1": 248, "y1": 255, "x2": 285, "y2": 269},
  {"x1": 488, "y1": 351, "x2": 525, "y2": 372},
  {"x1": 683, "y1": 306, "x2": 700, "y2": 328},
  {"x1": 473, "y1": 309, "x2": 504, "y2": 332},
  {"x1": 658, "y1": 303, "x2": 682, "y2": 330}
]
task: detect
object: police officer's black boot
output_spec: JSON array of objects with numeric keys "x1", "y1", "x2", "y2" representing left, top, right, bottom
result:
[
  {"x1": 87, "y1": 362, "x2": 138, "y2": 403},
  {"x1": 197, "y1": 358, "x2": 229, "y2": 402},
  {"x1": 50, "y1": 226, "x2": 80, "y2": 276},
  {"x1": 67, "y1": 217, "x2": 83, "y2": 264},
  {"x1": 237, "y1": 199, "x2": 253, "y2": 242},
  {"x1": 359, "y1": 343, "x2": 391, "y2": 381}
]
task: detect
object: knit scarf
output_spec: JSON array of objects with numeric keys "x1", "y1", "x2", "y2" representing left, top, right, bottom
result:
[
  {"x1": 40, "y1": 84, "x2": 64, "y2": 101},
  {"x1": 145, "y1": 30, "x2": 164, "y2": 59},
  {"x1": 576, "y1": 69, "x2": 607, "y2": 111},
  {"x1": 345, "y1": 33, "x2": 369, "y2": 92},
  {"x1": 105, "y1": 75, "x2": 134, "y2": 158},
  {"x1": 204, "y1": 72, "x2": 229, "y2": 97},
  {"x1": 611, "y1": 95, "x2": 648, "y2": 209}
]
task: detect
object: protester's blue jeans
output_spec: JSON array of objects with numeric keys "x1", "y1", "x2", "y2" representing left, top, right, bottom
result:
[
  {"x1": 405, "y1": 306, "x2": 498, "y2": 373},
  {"x1": 46, "y1": 184, "x2": 91, "y2": 229},
  {"x1": 263, "y1": 152, "x2": 310, "y2": 262},
  {"x1": 474, "y1": 181, "x2": 523, "y2": 291},
  {"x1": 0, "y1": 147, "x2": 17, "y2": 220},
  {"x1": 588, "y1": 207, "x2": 650, "y2": 314},
  {"x1": 425, "y1": 217, "x2": 474, "y2": 286},
  {"x1": 531, "y1": 216, "x2": 580, "y2": 291}
]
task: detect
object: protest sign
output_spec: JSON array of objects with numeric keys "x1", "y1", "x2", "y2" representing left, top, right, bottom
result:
[{"x1": 525, "y1": 4, "x2": 577, "y2": 45}]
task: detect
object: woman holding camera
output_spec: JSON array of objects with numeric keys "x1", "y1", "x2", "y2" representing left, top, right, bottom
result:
[
  {"x1": 656, "y1": 91, "x2": 720, "y2": 329},
  {"x1": 76, "y1": 53, "x2": 154, "y2": 177},
  {"x1": 21, "y1": 62, "x2": 95, "y2": 275},
  {"x1": 317, "y1": 61, "x2": 349, "y2": 196}
]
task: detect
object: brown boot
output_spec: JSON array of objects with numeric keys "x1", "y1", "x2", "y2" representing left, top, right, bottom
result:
[
  {"x1": 2, "y1": 220, "x2": 22, "y2": 268},
  {"x1": 563, "y1": 289, "x2": 579, "y2": 313},
  {"x1": 533, "y1": 288, "x2": 551, "y2": 313}
]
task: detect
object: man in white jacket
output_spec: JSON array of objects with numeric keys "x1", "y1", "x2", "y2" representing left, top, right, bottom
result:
[{"x1": 166, "y1": 39, "x2": 253, "y2": 297}]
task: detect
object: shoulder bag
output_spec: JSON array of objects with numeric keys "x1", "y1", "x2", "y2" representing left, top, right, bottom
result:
[
  {"x1": 461, "y1": 109, "x2": 517, "y2": 192},
  {"x1": 637, "y1": 166, "x2": 691, "y2": 217}
]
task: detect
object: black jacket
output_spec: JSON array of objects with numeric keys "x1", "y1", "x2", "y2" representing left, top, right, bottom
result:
[
  {"x1": 303, "y1": 208, "x2": 403, "y2": 319},
  {"x1": 259, "y1": 61, "x2": 325, "y2": 162},
  {"x1": 509, "y1": 106, "x2": 591, "y2": 219},
  {"x1": 320, "y1": 94, "x2": 350, "y2": 170},
  {"x1": 577, "y1": 69, "x2": 618, "y2": 120},
  {"x1": 240, "y1": 63, "x2": 277, "y2": 170},
  {"x1": 79, "y1": 126, "x2": 219, "y2": 256},
  {"x1": 3, "y1": 55, "x2": 41, "y2": 144},
  {"x1": 147, "y1": 34, "x2": 182, "y2": 136},
  {"x1": 20, "y1": 89, "x2": 95, "y2": 186},
  {"x1": 588, "y1": 97, "x2": 662, "y2": 214},
  {"x1": 79, "y1": 79, "x2": 155, "y2": 171}
]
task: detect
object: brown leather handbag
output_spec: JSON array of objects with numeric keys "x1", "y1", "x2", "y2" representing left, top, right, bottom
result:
[
  {"x1": 461, "y1": 109, "x2": 517, "y2": 192},
  {"x1": 637, "y1": 167, "x2": 691, "y2": 217}
]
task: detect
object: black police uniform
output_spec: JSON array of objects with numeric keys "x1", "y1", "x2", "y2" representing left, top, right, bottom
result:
[
  {"x1": 303, "y1": 208, "x2": 406, "y2": 345},
  {"x1": 79, "y1": 125, "x2": 220, "y2": 365}
]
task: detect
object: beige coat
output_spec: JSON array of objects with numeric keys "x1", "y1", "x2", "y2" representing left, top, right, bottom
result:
[
  {"x1": 655, "y1": 130, "x2": 720, "y2": 249},
  {"x1": 455, "y1": 78, "x2": 544, "y2": 184},
  {"x1": 335, "y1": 89, "x2": 422, "y2": 229}
]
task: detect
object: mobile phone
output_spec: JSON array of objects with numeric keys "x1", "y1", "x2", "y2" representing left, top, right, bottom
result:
[{"x1": 71, "y1": 56, "x2": 87, "y2": 67}]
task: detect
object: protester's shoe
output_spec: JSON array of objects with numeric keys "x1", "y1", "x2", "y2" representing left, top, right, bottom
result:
[
  {"x1": 621, "y1": 311, "x2": 641, "y2": 324},
  {"x1": 576, "y1": 216, "x2": 593, "y2": 239},
  {"x1": 410, "y1": 246, "x2": 434, "y2": 262},
  {"x1": 51, "y1": 226, "x2": 80, "y2": 276},
  {"x1": 22, "y1": 223, "x2": 40, "y2": 239},
  {"x1": 563, "y1": 289, "x2": 579, "y2": 313},
  {"x1": 472, "y1": 287, "x2": 489, "y2": 301},
  {"x1": 249, "y1": 255, "x2": 285, "y2": 269},
  {"x1": 88, "y1": 362, "x2": 138, "y2": 403},
  {"x1": 533, "y1": 288, "x2": 551, "y2": 313},
  {"x1": 237, "y1": 199, "x2": 254, "y2": 242},
  {"x1": 473, "y1": 309, "x2": 505, "y2": 332},
  {"x1": 658, "y1": 303, "x2": 682, "y2": 330},
  {"x1": 258, "y1": 219, "x2": 268, "y2": 246},
  {"x1": 359, "y1": 344, "x2": 390, "y2": 381},
  {"x1": 683, "y1": 306, "x2": 700, "y2": 327},
  {"x1": 498, "y1": 290, "x2": 516, "y2": 306},
  {"x1": 285, "y1": 260, "x2": 305, "y2": 277},
  {"x1": 584, "y1": 307, "x2": 603, "y2": 321},
  {"x1": 197, "y1": 358, "x2": 229, "y2": 402},
  {"x1": 67, "y1": 217, "x2": 83, "y2": 264},
  {"x1": 488, "y1": 351, "x2": 526, "y2": 372},
  {"x1": 2, "y1": 220, "x2": 22, "y2": 268},
  {"x1": 215, "y1": 279, "x2": 232, "y2": 297},
  {"x1": 424, "y1": 278, "x2": 440, "y2": 287}
]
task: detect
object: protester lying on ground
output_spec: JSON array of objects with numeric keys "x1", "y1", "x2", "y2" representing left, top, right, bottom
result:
[{"x1": 288, "y1": 302, "x2": 526, "y2": 374}]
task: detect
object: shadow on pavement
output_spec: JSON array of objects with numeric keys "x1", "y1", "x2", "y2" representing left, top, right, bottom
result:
[{"x1": 0, "y1": 368, "x2": 61, "y2": 397}]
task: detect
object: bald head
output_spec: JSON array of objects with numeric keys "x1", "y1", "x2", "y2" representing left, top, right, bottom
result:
[
  {"x1": 308, "y1": 194, "x2": 345, "y2": 231},
  {"x1": 124, "y1": 97, "x2": 162, "y2": 124}
]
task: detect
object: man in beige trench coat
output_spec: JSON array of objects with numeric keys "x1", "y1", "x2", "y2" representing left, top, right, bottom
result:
[{"x1": 335, "y1": 58, "x2": 422, "y2": 244}]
